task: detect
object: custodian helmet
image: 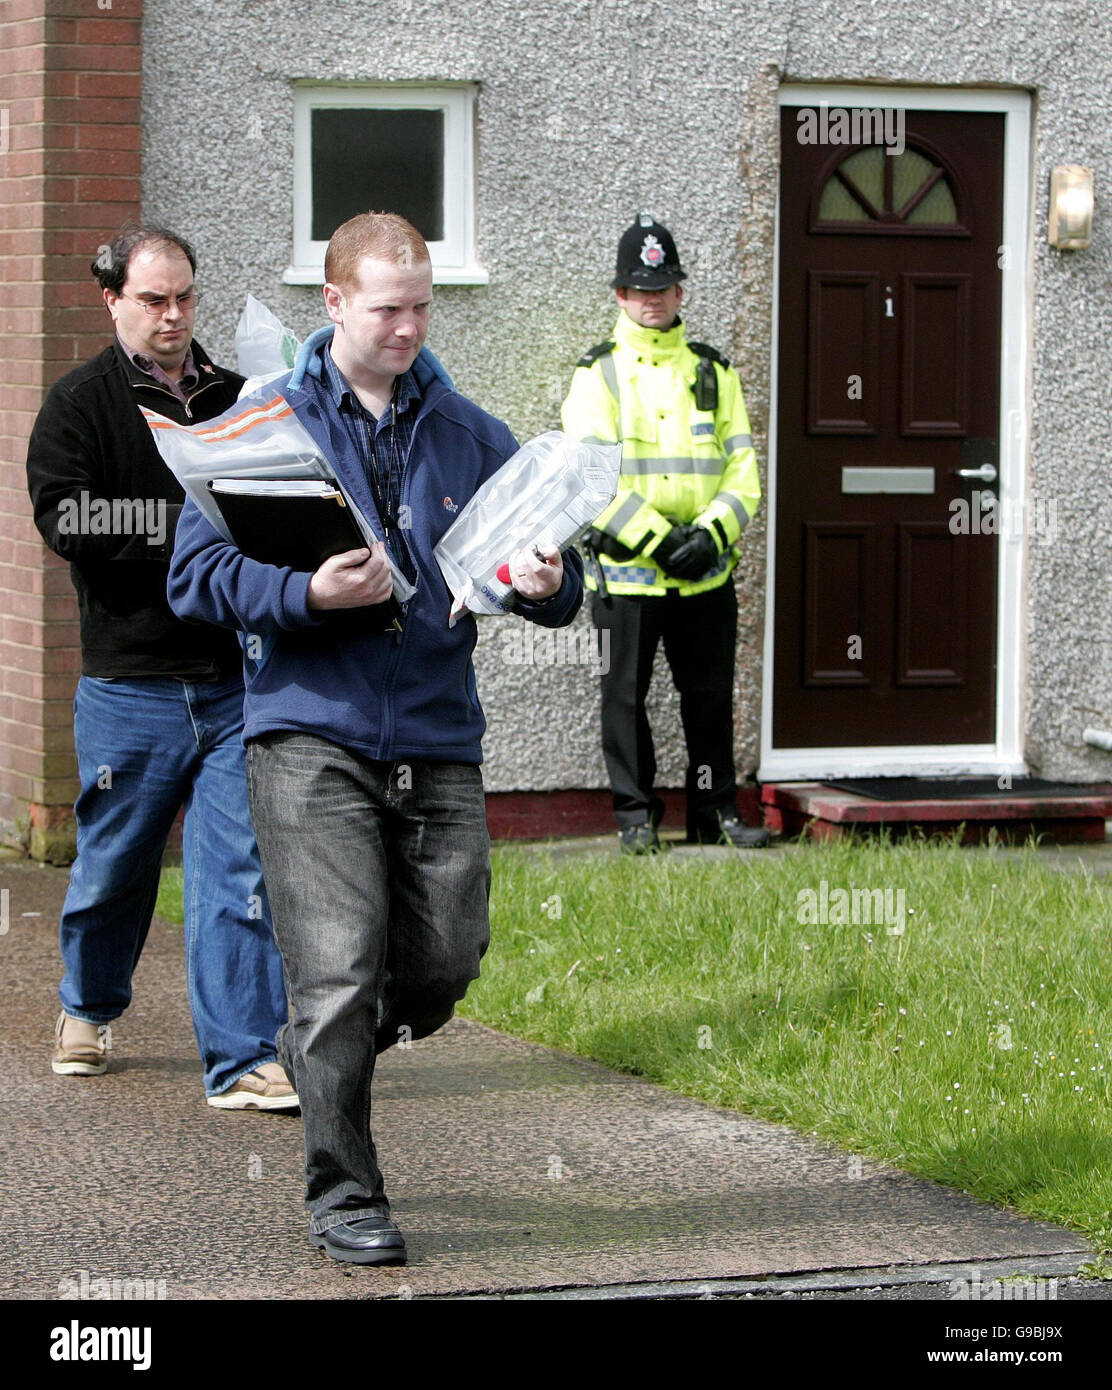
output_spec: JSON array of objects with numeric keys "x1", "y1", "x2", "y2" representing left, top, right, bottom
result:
[{"x1": 611, "y1": 212, "x2": 687, "y2": 290}]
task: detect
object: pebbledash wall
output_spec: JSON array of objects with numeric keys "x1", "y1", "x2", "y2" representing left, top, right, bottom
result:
[{"x1": 1, "y1": 0, "x2": 1110, "y2": 856}]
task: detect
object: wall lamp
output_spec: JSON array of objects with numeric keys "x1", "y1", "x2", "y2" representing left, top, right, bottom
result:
[{"x1": 1048, "y1": 164, "x2": 1094, "y2": 250}]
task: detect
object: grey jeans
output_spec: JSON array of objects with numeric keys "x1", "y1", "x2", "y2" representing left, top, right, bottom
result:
[{"x1": 246, "y1": 732, "x2": 491, "y2": 1233}]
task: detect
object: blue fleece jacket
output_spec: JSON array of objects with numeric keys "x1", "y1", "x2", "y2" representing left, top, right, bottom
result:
[{"x1": 167, "y1": 327, "x2": 584, "y2": 763}]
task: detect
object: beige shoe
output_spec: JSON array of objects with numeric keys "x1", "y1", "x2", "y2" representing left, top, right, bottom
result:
[
  {"x1": 52, "y1": 1011, "x2": 111, "y2": 1076},
  {"x1": 207, "y1": 1061, "x2": 299, "y2": 1111}
]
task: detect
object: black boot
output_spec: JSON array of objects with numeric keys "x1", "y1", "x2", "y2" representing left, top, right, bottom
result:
[
  {"x1": 688, "y1": 807, "x2": 770, "y2": 848},
  {"x1": 619, "y1": 822, "x2": 662, "y2": 855}
]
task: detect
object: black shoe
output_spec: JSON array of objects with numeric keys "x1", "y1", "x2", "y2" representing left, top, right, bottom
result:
[
  {"x1": 310, "y1": 1216, "x2": 407, "y2": 1266},
  {"x1": 688, "y1": 809, "x2": 771, "y2": 849},
  {"x1": 619, "y1": 822, "x2": 661, "y2": 855}
]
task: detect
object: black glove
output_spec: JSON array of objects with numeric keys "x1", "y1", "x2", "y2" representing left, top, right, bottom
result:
[
  {"x1": 583, "y1": 526, "x2": 639, "y2": 562},
  {"x1": 651, "y1": 524, "x2": 694, "y2": 572},
  {"x1": 654, "y1": 525, "x2": 718, "y2": 581}
]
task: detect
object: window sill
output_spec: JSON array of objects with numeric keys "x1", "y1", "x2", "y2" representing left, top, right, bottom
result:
[{"x1": 281, "y1": 264, "x2": 490, "y2": 287}]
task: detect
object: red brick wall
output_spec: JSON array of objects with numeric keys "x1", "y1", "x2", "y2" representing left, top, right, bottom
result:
[{"x1": 0, "y1": 0, "x2": 142, "y2": 860}]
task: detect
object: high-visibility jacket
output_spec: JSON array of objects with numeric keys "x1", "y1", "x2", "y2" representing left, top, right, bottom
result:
[{"x1": 561, "y1": 310, "x2": 760, "y2": 596}]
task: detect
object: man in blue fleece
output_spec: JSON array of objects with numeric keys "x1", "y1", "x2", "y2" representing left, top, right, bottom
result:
[{"x1": 168, "y1": 213, "x2": 583, "y2": 1265}]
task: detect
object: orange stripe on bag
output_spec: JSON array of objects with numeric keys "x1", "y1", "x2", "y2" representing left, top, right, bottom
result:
[{"x1": 140, "y1": 397, "x2": 294, "y2": 437}]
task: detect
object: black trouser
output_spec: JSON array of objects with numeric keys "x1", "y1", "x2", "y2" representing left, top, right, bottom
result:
[{"x1": 591, "y1": 583, "x2": 738, "y2": 832}]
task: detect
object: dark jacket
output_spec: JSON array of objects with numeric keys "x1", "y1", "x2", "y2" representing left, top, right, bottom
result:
[
  {"x1": 168, "y1": 326, "x2": 584, "y2": 763},
  {"x1": 26, "y1": 337, "x2": 245, "y2": 678}
]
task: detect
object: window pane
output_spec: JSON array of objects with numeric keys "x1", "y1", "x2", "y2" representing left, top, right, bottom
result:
[
  {"x1": 841, "y1": 148, "x2": 885, "y2": 208},
  {"x1": 311, "y1": 107, "x2": 445, "y2": 242},
  {"x1": 906, "y1": 179, "x2": 958, "y2": 224},
  {"x1": 891, "y1": 149, "x2": 936, "y2": 209},
  {"x1": 818, "y1": 177, "x2": 871, "y2": 221}
]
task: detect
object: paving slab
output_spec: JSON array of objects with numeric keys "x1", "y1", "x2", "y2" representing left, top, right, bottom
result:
[{"x1": 0, "y1": 859, "x2": 1089, "y2": 1300}]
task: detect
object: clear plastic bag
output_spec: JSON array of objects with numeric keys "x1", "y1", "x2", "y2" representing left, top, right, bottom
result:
[
  {"x1": 141, "y1": 389, "x2": 416, "y2": 601},
  {"x1": 235, "y1": 294, "x2": 300, "y2": 389},
  {"x1": 434, "y1": 431, "x2": 621, "y2": 625}
]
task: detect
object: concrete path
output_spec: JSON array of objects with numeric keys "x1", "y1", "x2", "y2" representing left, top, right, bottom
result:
[{"x1": 0, "y1": 856, "x2": 1091, "y2": 1300}]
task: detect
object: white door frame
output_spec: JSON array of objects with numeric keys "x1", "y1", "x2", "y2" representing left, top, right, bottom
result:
[{"x1": 760, "y1": 84, "x2": 1032, "y2": 782}]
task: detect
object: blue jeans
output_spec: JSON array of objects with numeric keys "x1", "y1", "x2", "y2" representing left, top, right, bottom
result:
[
  {"x1": 59, "y1": 676, "x2": 289, "y2": 1096},
  {"x1": 246, "y1": 733, "x2": 491, "y2": 1234}
]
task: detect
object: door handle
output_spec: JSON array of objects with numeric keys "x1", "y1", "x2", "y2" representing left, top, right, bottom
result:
[{"x1": 955, "y1": 463, "x2": 998, "y2": 484}]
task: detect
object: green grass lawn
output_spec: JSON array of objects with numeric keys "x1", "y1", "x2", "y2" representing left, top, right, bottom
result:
[
  {"x1": 155, "y1": 870, "x2": 184, "y2": 927},
  {"x1": 158, "y1": 837, "x2": 1112, "y2": 1242}
]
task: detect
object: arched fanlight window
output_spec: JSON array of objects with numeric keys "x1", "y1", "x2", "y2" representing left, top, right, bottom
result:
[{"x1": 812, "y1": 143, "x2": 968, "y2": 235}]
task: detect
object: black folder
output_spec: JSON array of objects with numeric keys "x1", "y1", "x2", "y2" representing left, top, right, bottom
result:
[{"x1": 207, "y1": 478, "x2": 402, "y2": 633}]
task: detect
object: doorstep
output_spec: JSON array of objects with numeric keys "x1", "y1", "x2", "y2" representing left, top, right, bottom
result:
[{"x1": 761, "y1": 782, "x2": 1112, "y2": 843}]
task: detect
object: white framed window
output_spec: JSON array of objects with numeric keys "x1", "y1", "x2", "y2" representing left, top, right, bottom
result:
[{"x1": 284, "y1": 83, "x2": 486, "y2": 286}]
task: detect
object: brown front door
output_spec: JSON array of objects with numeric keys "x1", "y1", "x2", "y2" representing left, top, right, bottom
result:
[{"x1": 773, "y1": 108, "x2": 1004, "y2": 748}]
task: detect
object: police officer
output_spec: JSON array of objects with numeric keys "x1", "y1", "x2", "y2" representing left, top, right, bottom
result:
[{"x1": 562, "y1": 213, "x2": 770, "y2": 852}]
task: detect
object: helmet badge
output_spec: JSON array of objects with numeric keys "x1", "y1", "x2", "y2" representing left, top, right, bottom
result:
[{"x1": 640, "y1": 234, "x2": 665, "y2": 269}]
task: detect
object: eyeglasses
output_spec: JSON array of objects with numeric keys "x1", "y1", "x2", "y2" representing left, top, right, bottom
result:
[{"x1": 118, "y1": 289, "x2": 203, "y2": 316}]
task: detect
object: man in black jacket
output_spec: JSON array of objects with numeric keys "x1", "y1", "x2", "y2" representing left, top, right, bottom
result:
[{"x1": 26, "y1": 224, "x2": 294, "y2": 1109}]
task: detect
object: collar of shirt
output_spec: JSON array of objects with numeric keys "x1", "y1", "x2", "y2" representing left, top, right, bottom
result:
[
  {"x1": 117, "y1": 335, "x2": 200, "y2": 403},
  {"x1": 321, "y1": 345, "x2": 421, "y2": 424}
]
